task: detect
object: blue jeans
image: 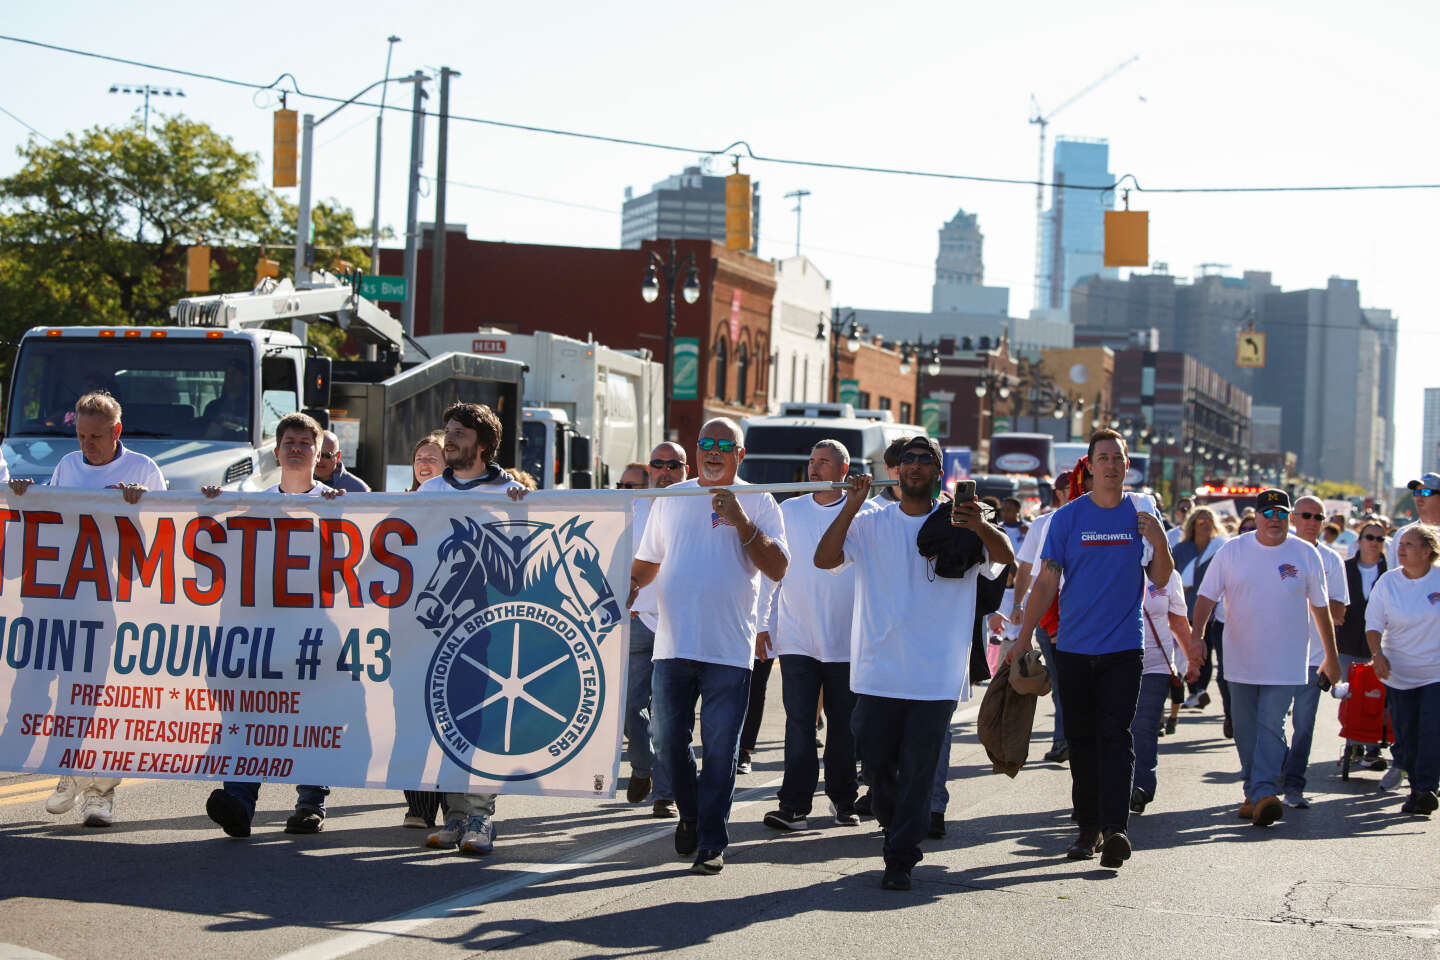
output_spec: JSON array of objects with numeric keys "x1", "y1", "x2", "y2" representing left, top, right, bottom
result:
[
  {"x1": 777, "y1": 655, "x2": 857, "y2": 815},
  {"x1": 222, "y1": 782, "x2": 329, "y2": 822},
  {"x1": 1054, "y1": 649, "x2": 1142, "y2": 833},
  {"x1": 1386, "y1": 682, "x2": 1440, "y2": 794},
  {"x1": 651, "y1": 657, "x2": 751, "y2": 853},
  {"x1": 1228, "y1": 681, "x2": 1293, "y2": 801},
  {"x1": 1131, "y1": 672, "x2": 1174, "y2": 799},
  {"x1": 1282, "y1": 666, "x2": 1322, "y2": 794},
  {"x1": 625, "y1": 618, "x2": 673, "y2": 800},
  {"x1": 851, "y1": 694, "x2": 954, "y2": 873},
  {"x1": 1035, "y1": 626, "x2": 1065, "y2": 744}
]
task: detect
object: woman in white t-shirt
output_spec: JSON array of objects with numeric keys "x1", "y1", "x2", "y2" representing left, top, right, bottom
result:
[
  {"x1": 1364, "y1": 524, "x2": 1440, "y2": 816},
  {"x1": 1129, "y1": 570, "x2": 1195, "y2": 813}
]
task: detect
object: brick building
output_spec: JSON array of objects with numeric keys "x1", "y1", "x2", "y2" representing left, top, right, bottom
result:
[
  {"x1": 378, "y1": 235, "x2": 774, "y2": 451},
  {"x1": 832, "y1": 334, "x2": 918, "y2": 424}
]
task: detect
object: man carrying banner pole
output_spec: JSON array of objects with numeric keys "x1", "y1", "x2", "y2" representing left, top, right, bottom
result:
[
  {"x1": 10, "y1": 390, "x2": 163, "y2": 829},
  {"x1": 631, "y1": 418, "x2": 789, "y2": 875}
]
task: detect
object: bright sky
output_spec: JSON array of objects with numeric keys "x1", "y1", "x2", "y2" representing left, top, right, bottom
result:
[{"x1": 2, "y1": 1, "x2": 1435, "y2": 487}]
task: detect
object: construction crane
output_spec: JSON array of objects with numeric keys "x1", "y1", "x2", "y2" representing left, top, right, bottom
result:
[{"x1": 1029, "y1": 55, "x2": 1139, "y2": 312}]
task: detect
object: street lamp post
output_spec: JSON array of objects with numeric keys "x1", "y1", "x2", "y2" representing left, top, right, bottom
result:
[
  {"x1": 821, "y1": 310, "x2": 861, "y2": 404},
  {"x1": 641, "y1": 240, "x2": 701, "y2": 438},
  {"x1": 108, "y1": 84, "x2": 184, "y2": 137},
  {"x1": 369, "y1": 35, "x2": 401, "y2": 271}
]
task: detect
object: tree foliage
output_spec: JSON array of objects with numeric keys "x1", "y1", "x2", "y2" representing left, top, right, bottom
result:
[{"x1": 0, "y1": 114, "x2": 379, "y2": 369}]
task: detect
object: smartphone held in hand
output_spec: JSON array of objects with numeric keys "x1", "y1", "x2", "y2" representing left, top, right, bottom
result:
[{"x1": 950, "y1": 479, "x2": 976, "y2": 526}]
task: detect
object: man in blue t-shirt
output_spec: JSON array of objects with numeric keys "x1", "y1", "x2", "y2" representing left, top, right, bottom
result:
[{"x1": 1014, "y1": 429, "x2": 1189, "y2": 870}]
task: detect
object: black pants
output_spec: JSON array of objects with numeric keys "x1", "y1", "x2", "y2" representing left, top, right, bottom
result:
[
  {"x1": 851, "y1": 694, "x2": 955, "y2": 873},
  {"x1": 740, "y1": 656, "x2": 774, "y2": 754},
  {"x1": 777, "y1": 655, "x2": 858, "y2": 815},
  {"x1": 1054, "y1": 648, "x2": 1142, "y2": 834}
]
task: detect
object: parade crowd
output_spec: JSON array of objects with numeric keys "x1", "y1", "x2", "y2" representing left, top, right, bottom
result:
[{"x1": 8, "y1": 390, "x2": 1439, "y2": 892}]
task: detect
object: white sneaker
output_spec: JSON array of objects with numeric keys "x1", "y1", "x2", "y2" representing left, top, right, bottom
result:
[
  {"x1": 1282, "y1": 792, "x2": 1310, "y2": 809},
  {"x1": 44, "y1": 776, "x2": 78, "y2": 815},
  {"x1": 1181, "y1": 693, "x2": 1201, "y2": 709},
  {"x1": 80, "y1": 792, "x2": 114, "y2": 827},
  {"x1": 1379, "y1": 766, "x2": 1406, "y2": 792},
  {"x1": 425, "y1": 816, "x2": 465, "y2": 849}
]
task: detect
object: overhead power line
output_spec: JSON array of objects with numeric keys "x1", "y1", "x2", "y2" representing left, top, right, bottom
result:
[{"x1": 4, "y1": 34, "x2": 1440, "y2": 196}]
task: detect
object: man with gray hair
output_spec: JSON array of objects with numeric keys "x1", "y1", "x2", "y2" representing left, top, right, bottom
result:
[
  {"x1": 762, "y1": 439, "x2": 866, "y2": 831},
  {"x1": 631, "y1": 418, "x2": 789, "y2": 874},
  {"x1": 314, "y1": 430, "x2": 371, "y2": 492}
]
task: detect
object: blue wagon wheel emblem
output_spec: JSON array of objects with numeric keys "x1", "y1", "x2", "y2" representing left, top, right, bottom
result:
[{"x1": 451, "y1": 621, "x2": 577, "y2": 755}]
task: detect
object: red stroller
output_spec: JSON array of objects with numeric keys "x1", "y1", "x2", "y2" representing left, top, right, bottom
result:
[{"x1": 1337, "y1": 661, "x2": 1392, "y2": 781}]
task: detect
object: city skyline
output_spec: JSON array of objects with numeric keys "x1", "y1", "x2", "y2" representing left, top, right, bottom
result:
[{"x1": 0, "y1": 2, "x2": 1433, "y2": 486}]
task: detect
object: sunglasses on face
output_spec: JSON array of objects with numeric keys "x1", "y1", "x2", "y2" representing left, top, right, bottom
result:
[
  {"x1": 1294, "y1": 511, "x2": 1323, "y2": 521},
  {"x1": 698, "y1": 438, "x2": 737, "y2": 453},
  {"x1": 898, "y1": 452, "x2": 937, "y2": 466},
  {"x1": 1417, "y1": 488, "x2": 1439, "y2": 497},
  {"x1": 616, "y1": 482, "x2": 643, "y2": 489},
  {"x1": 650, "y1": 458, "x2": 684, "y2": 470},
  {"x1": 1260, "y1": 507, "x2": 1289, "y2": 519},
  {"x1": 1361, "y1": 534, "x2": 1386, "y2": 542}
]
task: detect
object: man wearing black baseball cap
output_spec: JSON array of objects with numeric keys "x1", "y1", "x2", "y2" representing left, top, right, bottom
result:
[{"x1": 1191, "y1": 488, "x2": 1340, "y2": 830}]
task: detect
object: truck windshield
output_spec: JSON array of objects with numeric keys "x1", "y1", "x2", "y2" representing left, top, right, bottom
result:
[{"x1": 8, "y1": 338, "x2": 253, "y2": 440}]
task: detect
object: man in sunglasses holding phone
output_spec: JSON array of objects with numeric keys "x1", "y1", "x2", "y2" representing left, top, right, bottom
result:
[
  {"x1": 815, "y1": 436, "x2": 1012, "y2": 891},
  {"x1": 624, "y1": 443, "x2": 687, "y2": 817},
  {"x1": 631, "y1": 420, "x2": 789, "y2": 875},
  {"x1": 1192, "y1": 489, "x2": 1340, "y2": 830},
  {"x1": 1391, "y1": 472, "x2": 1440, "y2": 568}
]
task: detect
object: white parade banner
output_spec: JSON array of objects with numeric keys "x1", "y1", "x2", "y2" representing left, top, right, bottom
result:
[{"x1": 0, "y1": 489, "x2": 631, "y2": 799}]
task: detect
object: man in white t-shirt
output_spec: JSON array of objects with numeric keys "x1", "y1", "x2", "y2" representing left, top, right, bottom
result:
[
  {"x1": 10, "y1": 391, "x2": 164, "y2": 828},
  {"x1": 625, "y1": 442, "x2": 687, "y2": 817},
  {"x1": 1280, "y1": 496, "x2": 1349, "y2": 808},
  {"x1": 760, "y1": 440, "x2": 867, "y2": 832},
  {"x1": 632, "y1": 418, "x2": 789, "y2": 876},
  {"x1": 203, "y1": 412, "x2": 343, "y2": 841},
  {"x1": 1389, "y1": 473, "x2": 1440, "y2": 568},
  {"x1": 815, "y1": 436, "x2": 1012, "y2": 891},
  {"x1": 1193, "y1": 489, "x2": 1340, "y2": 830},
  {"x1": 412, "y1": 402, "x2": 526, "y2": 856}
]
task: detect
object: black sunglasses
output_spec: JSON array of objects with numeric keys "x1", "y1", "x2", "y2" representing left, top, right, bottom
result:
[
  {"x1": 1294, "y1": 511, "x2": 1324, "y2": 521},
  {"x1": 698, "y1": 438, "x2": 737, "y2": 453},
  {"x1": 617, "y1": 482, "x2": 644, "y2": 489},
  {"x1": 1417, "y1": 488, "x2": 1439, "y2": 497},
  {"x1": 650, "y1": 458, "x2": 684, "y2": 470},
  {"x1": 899, "y1": 452, "x2": 937, "y2": 465},
  {"x1": 1361, "y1": 533, "x2": 1386, "y2": 542}
]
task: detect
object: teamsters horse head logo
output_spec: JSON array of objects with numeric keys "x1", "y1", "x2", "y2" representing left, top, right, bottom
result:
[{"x1": 415, "y1": 515, "x2": 622, "y2": 782}]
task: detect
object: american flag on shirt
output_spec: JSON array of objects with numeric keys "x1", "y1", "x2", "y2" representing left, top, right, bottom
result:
[
  {"x1": 1278, "y1": 563, "x2": 1299, "y2": 581},
  {"x1": 711, "y1": 512, "x2": 735, "y2": 528}
]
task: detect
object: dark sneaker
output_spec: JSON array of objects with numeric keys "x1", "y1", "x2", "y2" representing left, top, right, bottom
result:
[
  {"x1": 652, "y1": 797, "x2": 678, "y2": 819},
  {"x1": 854, "y1": 792, "x2": 873, "y2": 817},
  {"x1": 1222, "y1": 716, "x2": 1234, "y2": 739},
  {"x1": 691, "y1": 849, "x2": 724, "y2": 874},
  {"x1": 1164, "y1": 716, "x2": 1177, "y2": 735},
  {"x1": 1066, "y1": 829, "x2": 1101, "y2": 860},
  {"x1": 1099, "y1": 830, "x2": 1132, "y2": 868},
  {"x1": 735, "y1": 751, "x2": 752, "y2": 775},
  {"x1": 927, "y1": 812, "x2": 947, "y2": 839},
  {"x1": 626, "y1": 775, "x2": 652, "y2": 804},
  {"x1": 828, "y1": 801, "x2": 860, "y2": 826},
  {"x1": 1129, "y1": 787, "x2": 1149, "y2": 815},
  {"x1": 763, "y1": 808, "x2": 808, "y2": 831},
  {"x1": 1404, "y1": 791, "x2": 1439, "y2": 815},
  {"x1": 1043, "y1": 743, "x2": 1069, "y2": 764},
  {"x1": 1252, "y1": 796, "x2": 1284, "y2": 827},
  {"x1": 881, "y1": 868, "x2": 912, "y2": 890},
  {"x1": 1363, "y1": 753, "x2": 1388, "y2": 771},
  {"x1": 1196, "y1": 691, "x2": 1211, "y2": 709},
  {"x1": 284, "y1": 808, "x2": 324, "y2": 835},
  {"x1": 675, "y1": 818, "x2": 698, "y2": 857},
  {"x1": 206, "y1": 789, "x2": 252, "y2": 839}
]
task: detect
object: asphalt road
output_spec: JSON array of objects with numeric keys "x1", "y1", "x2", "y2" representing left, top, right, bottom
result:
[{"x1": 1, "y1": 678, "x2": 1436, "y2": 960}]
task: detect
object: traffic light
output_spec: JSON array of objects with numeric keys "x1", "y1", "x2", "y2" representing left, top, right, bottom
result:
[
  {"x1": 186, "y1": 245, "x2": 210, "y2": 292},
  {"x1": 255, "y1": 255, "x2": 279, "y2": 285},
  {"x1": 725, "y1": 174, "x2": 751, "y2": 252},
  {"x1": 273, "y1": 109, "x2": 297, "y2": 188},
  {"x1": 1104, "y1": 210, "x2": 1148, "y2": 267}
]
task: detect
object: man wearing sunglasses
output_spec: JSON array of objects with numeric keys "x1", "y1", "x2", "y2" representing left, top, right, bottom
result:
[
  {"x1": 1280, "y1": 497, "x2": 1350, "y2": 809},
  {"x1": 1192, "y1": 489, "x2": 1340, "y2": 830},
  {"x1": 816, "y1": 436, "x2": 1013, "y2": 891},
  {"x1": 624, "y1": 444, "x2": 686, "y2": 817},
  {"x1": 1390, "y1": 472, "x2": 1440, "y2": 568},
  {"x1": 315, "y1": 430, "x2": 371, "y2": 492},
  {"x1": 631, "y1": 420, "x2": 789, "y2": 875}
]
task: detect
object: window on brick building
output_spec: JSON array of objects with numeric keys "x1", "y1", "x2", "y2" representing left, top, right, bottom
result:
[
  {"x1": 713, "y1": 338, "x2": 727, "y2": 402},
  {"x1": 737, "y1": 343, "x2": 750, "y2": 404},
  {"x1": 900, "y1": 401, "x2": 913, "y2": 423}
]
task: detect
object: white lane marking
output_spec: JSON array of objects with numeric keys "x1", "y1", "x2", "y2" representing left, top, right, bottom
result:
[
  {"x1": 274, "y1": 702, "x2": 983, "y2": 960},
  {"x1": 0, "y1": 944, "x2": 66, "y2": 960}
]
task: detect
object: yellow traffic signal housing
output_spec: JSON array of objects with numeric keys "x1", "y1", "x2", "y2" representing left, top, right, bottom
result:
[
  {"x1": 273, "y1": 109, "x2": 298, "y2": 188},
  {"x1": 725, "y1": 174, "x2": 751, "y2": 251},
  {"x1": 255, "y1": 255, "x2": 280, "y2": 285},
  {"x1": 1104, "y1": 210, "x2": 1148, "y2": 267},
  {"x1": 186, "y1": 245, "x2": 210, "y2": 292}
]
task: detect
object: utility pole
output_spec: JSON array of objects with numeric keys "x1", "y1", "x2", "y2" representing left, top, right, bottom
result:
[
  {"x1": 429, "y1": 66, "x2": 459, "y2": 338},
  {"x1": 369, "y1": 35, "x2": 401, "y2": 271},
  {"x1": 784, "y1": 189, "x2": 811, "y2": 256},
  {"x1": 401, "y1": 71, "x2": 428, "y2": 339},
  {"x1": 294, "y1": 112, "x2": 316, "y2": 284}
]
